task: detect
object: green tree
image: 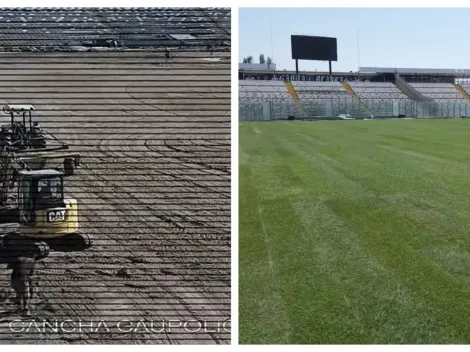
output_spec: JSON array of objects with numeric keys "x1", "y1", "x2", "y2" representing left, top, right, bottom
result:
[{"x1": 259, "y1": 54, "x2": 265, "y2": 64}]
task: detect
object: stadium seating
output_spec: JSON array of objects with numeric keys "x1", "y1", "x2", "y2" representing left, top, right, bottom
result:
[
  {"x1": 291, "y1": 81, "x2": 350, "y2": 100},
  {"x1": 457, "y1": 83, "x2": 470, "y2": 98},
  {"x1": 238, "y1": 80, "x2": 297, "y2": 120},
  {"x1": 349, "y1": 81, "x2": 409, "y2": 100},
  {"x1": 347, "y1": 81, "x2": 414, "y2": 116},
  {"x1": 239, "y1": 80, "x2": 292, "y2": 102},
  {"x1": 409, "y1": 83, "x2": 465, "y2": 102},
  {"x1": 291, "y1": 81, "x2": 369, "y2": 117},
  {"x1": 239, "y1": 76, "x2": 470, "y2": 119},
  {"x1": 239, "y1": 80, "x2": 373, "y2": 118}
]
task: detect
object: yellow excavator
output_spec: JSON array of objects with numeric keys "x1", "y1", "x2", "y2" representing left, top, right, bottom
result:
[{"x1": 0, "y1": 105, "x2": 91, "y2": 260}]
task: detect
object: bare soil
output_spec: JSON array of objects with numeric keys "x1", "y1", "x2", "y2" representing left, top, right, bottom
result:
[{"x1": 0, "y1": 51, "x2": 231, "y2": 344}]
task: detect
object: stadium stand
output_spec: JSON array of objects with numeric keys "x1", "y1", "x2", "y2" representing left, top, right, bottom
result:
[
  {"x1": 239, "y1": 80, "x2": 373, "y2": 118},
  {"x1": 239, "y1": 64, "x2": 470, "y2": 119},
  {"x1": 238, "y1": 80, "x2": 298, "y2": 120},
  {"x1": 0, "y1": 7, "x2": 231, "y2": 51},
  {"x1": 291, "y1": 81, "x2": 350, "y2": 100},
  {"x1": 456, "y1": 83, "x2": 470, "y2": 99},
  {"x1": 346, "y1": 81, "x2": 414, "y2": 116},
  {"x1": 349, "y1": 81, "x2": 410, "y2": 100},
  {"x1": 291, "y1": 81, "x2": 370, "y2": 117},
  {"x1": 409, "y1": 83, "x2": 466, "y2": 102},
  {"x1": 239, "y1": 80, "x2": 291, "y2": 102}
]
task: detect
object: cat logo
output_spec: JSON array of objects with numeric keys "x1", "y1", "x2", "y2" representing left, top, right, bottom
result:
[{"x1": 47, "y1": 210, "x2": 66, "y2": 223}]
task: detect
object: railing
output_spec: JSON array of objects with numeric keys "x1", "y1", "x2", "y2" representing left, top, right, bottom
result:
[
  {"x1": 395, "y1": 74, "x2": 432, "y2": 102},
  {"x1": 239, "y1": 98, "x2": 470, "y2": 120}
]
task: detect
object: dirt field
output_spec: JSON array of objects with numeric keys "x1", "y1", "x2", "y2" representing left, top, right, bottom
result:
[{"x1": 0, "y1": 51, "x2": 230, "y2": 344}]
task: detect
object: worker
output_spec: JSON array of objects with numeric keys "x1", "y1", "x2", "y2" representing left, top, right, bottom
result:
[
  {"x1": 207, "y1": 44, "x2": 213, "y2": 57},
  {"x1": 165, "y1": 47, "x2": 173, "y2": 62}
]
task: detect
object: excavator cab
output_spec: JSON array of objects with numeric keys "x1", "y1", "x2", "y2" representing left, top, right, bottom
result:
[
  {"x1": 1, "y1": 168, "x2": 90, "y2": 259},
  {"x1": 0, "y1": 168, "x2": 91, "y2": 259},
  {"x1": 17, "y1": 169, "x2": 78, "y2": 235}
]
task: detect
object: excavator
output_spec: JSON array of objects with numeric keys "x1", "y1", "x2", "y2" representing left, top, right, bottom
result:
[{"x1": 0, "y1": 105, "x2": 92, "y2": 260}]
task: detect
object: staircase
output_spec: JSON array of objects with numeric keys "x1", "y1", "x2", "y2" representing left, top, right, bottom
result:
[
  {"x1": 395, "y1": 83, "x2": 413, "y2": 100},
  {"x1": 454, "y1": 83, "x2": 470, "y2": 101},
  {"x1": 395, "y1": 74, "x2": 432, "y2": 102},
  {"x1": 342, "y1": 82, "x2": 373, "y2": 115},
  {"x1": 284, "y1": 82, "x2": 307, "y2": 116}
]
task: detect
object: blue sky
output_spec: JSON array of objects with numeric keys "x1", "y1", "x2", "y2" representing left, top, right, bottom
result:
[{"x1": 239, "y1": 8, "x2": 470, "y2": 72}]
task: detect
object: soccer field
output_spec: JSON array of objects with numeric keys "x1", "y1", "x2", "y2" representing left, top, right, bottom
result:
[{"x1": 239, "y1": 119, "x2": 470, "y2": 344}]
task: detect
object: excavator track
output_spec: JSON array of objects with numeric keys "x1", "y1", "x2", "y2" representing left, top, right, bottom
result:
[
  {"x1": 0, "y1": 232, "x2": 92, "y2": 264},
  {"x1": 45, "y1": 232, "x2": 93, "y2": 253},
  {"x1": 1, "y1": 232, "x2": 50, "y2": 259}
]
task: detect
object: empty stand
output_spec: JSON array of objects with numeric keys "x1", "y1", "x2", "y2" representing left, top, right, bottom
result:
[
  {"x1": 239, "y1": 77, "x2": 470, "y2": 119},
  {"x1": 292, "y1": 81, "x2": 369, "y2": 117},
  {"x1": 239, "y1": 80, "x2": 374, "y2": 118},
  {"x1": 409, "y1": 83, "x2": 466, "y2": 102},
  {"x1": 347, "y1": 81, "x2": 413, "y2": 116},
  {"x1": 292, "y1": 81, "x2": 350, "y2": 100},
  {"x1": 239, "y1": 80, "x2": 292, "y2": 102},
  {"x1": 457, "y1": 83, "x2": 470, "y2": 101},
  {"x1": 285, "y1": 81, "x2": 307, "y2": 116},
  {"x1": 238, "y1": 80, "x2": 298, "y2": 120},
  {"x1": 349, "y1": 81, "x2": 409, "y2": 100}
]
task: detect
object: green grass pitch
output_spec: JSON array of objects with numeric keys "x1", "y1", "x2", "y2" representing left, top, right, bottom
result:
[{"x1": 239, "y1": 119, "x2": 470, "y2": 344}]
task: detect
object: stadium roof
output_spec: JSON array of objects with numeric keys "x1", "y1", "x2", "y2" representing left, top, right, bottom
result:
[{"x1": 360, "y1": 67, "x2": 470, "y2": 75}]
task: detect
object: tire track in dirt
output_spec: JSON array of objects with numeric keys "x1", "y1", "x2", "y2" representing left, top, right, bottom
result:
[
  {"x1": 54, "y1": 147, "x2": 229, "y2": 342},
  {"x1": 0, "y1": 52, "x2": 230, "y2": 344}
]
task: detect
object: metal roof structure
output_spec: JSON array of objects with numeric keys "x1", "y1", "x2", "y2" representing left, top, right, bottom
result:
[
  {"x1": 0, "y1": 7, "x2": 231, "y2": 51},
  {"x1": 18, "y1": 169, "x2": 63, "y2": 177},
  {"x1": 3, "y1": 104, "x2": 35, "y2": 112},
  {"x1": 360, "y1": 67, "x2": 470, "y2": 75}
]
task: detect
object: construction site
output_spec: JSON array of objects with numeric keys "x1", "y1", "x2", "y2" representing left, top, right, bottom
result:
[{"x1": 0, "y1": 8, "x2": 231, "y2": 344}]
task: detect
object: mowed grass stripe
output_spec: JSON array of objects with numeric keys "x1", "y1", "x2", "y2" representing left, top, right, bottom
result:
[
  {"x1": 239, "y1": 136, "x2": 293, "y2": 344},
  {"x1": 240, "y1": 119, "x2": 470, "y2": 344}
]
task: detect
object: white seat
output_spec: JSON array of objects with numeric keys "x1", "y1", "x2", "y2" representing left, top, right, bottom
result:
[{"x1": 410, "y1": 83, "x2": 466, "y2": 100}]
